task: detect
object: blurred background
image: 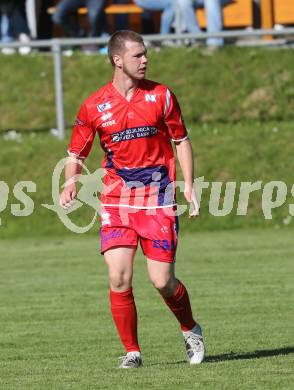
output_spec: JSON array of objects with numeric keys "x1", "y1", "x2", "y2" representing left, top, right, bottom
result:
[
  {"x1": 0, "y1": 3, "x2": 294, "y2": 388},
  {"x1": 1, "y1": 0, "x2": 294, "y2": 236}
]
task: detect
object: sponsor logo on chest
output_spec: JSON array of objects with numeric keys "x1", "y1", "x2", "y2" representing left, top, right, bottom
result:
[
  {"x1": 97, "y1": 101, "x2": 112, "y2": 112},
  {"x1": 100, "y1": 111, "x2": 115, "y2": 128},
  {"x1": 102, "y1": 119, "x2": 116, "y2": 128},
  {"x1": 127, "y1": 111, "x2": 135, "y2": 119},
  {"x1": 145, "y1": 94, "x2": 156, "y2": 102},
  {"x1": 101, "y1": 112, "x2": 113, "y2": 121},
  {"x1": 111, "y1": 126, "x2": 157, "y2": 142}
]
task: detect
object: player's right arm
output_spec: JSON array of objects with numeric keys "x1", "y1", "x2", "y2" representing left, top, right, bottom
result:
[
  {"x1": 59, "y1": 101, "x2": 96, "y2": 208},
  {"x1": 59, "y1": 157, "x2": 83, "y2": 208}
]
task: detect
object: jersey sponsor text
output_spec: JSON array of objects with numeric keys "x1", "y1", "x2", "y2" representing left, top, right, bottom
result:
[{"x1": 111, "y1": 126, "x2": 157, "y2": 142}]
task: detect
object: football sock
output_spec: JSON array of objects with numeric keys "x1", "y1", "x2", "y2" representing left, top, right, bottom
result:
[
  {"x1": 110, "y1": 288, "x2": 140, "y2": 353},
  {"x1": 161, "y1": 280, "x2": 196, "y2": 332}
]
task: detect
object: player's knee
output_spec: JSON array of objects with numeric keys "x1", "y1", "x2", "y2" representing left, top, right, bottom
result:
[
  {"x1": 151, "y1": 275, "x2": 174, "y2": 294},
  {"x1": 109, "y1": 272, "x2": 132, "y2": 290}
]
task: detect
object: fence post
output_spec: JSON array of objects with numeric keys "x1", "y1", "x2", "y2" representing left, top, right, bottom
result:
[{"x1": 52, "y1": 40, "x2": 65, "y2": 139}]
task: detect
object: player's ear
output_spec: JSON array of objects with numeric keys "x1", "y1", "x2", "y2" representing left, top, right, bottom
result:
[{"x1": 113, "y1": 54, "x2": 123, "y2": 69}]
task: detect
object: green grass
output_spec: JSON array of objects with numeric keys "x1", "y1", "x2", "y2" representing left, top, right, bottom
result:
[
  {"x1": 0, "y1": 229, "x2": 293, "y2": 389},
  {"x1": 0, "y1": 46, "x2": 294, "y2": 132},
  {"x1": 1, "y1": 121, "x2": 294, "y2": 237},
  {"x1": 1, "y1": 46, "x2": 294, "y2": 236}
]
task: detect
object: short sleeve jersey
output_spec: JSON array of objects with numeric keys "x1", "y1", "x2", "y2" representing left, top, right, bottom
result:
[{"x1": 68, "y1": 79, "x2": 188, "y2": 208}]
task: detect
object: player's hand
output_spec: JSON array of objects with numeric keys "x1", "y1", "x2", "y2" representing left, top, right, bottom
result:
[
  {"x1": 184, "y1": 183, "x2": 200, "y2": 218},
  {"x1": 59, "y1": 183, "x2": 77, "y2": 209}
]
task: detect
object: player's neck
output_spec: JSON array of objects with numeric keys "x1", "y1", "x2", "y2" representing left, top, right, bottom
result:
[{"x1": 112, "y1": 72, "x2": 140, "y2": 102}]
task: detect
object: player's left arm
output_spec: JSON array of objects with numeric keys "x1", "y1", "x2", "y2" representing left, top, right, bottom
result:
[
  {"x1": 174, "y1": 139, "x2": 199, "y2": 218},
  {"x1": 163, "y1": 87, "x2": 199, "y2": 217}
]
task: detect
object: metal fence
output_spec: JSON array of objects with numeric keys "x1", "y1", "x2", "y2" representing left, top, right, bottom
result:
[{"x1": 1, "y1": 27, "x2": 294, "y2": 139}]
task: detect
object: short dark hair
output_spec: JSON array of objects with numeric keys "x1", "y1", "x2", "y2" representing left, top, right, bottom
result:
[{"x1": 108, "y1": 30, "x2": 144, "y2": 66}]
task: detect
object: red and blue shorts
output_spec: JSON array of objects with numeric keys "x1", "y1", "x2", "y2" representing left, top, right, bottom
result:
[{"x1": 99, "y1": 206, "x2": 179, "y2": 263}]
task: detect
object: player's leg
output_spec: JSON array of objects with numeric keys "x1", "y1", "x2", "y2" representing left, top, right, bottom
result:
[
  {"x1": 146, "y1": 258, "x2": 205, "y2": 364},
  {"x1": 104, "y1": 246, "x2": 142, "y2": 368},
  {"x1": 139, "y1": 208, "x2": 197, "y2": 330},
  {"x1": 138, "y1": 206, "x2": 205, "y2": 364},
  {"x1": 146, "y1": 259, "x2": 196, "y2": 331},
  {"x1": 104, "y1": 246, "x2": 135, "y2": 292}
]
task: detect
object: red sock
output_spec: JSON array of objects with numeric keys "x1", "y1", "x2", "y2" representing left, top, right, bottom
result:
[
  {"x1": 110, "y1": 288, "x2": 140, "y2": 353},
  {"x1": 162, "y1": 281, "x2": 196, "y2": 332}
]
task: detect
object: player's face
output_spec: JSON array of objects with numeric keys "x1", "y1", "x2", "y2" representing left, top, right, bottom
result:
[{"x1": 121, "y1": 40, "x2": 148, "y2": 80}]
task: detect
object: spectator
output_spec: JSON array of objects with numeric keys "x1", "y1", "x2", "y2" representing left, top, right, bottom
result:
[
  {"x1": 1, "y1": 12, "x2": 15, "y2": 54},
  {"x1": 112, "y1": 0, "x2": 156, "y2": 34},
  {"x1": 177, "y1": 0, "x2": 226, "y2": 47},
  {"x1": 0, "y1": 12, "x2": 11, "y2": 42},
  {"x1": 111, "y1": 0, "x2": 129, "y2": 31},
  {"x1": 0, "y1": 0, "x2": 31, "y2": 55},
  {"x1": 52, "y1": 0, "x2": 108, "y2": 38},
  {"x1": 37, "y1": 0, "x2": 54, "y2": 40},
  {"x1": 134, "y1": 0, "x2": 175, "y2": 35}
]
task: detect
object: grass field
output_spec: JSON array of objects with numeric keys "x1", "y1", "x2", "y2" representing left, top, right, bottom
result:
[
  {"x1": 1, "y1": 229, "x2": 293, "y2": 389},
  {"x1": 1, "y1": 47, "x2": 294, "y2": 132}
]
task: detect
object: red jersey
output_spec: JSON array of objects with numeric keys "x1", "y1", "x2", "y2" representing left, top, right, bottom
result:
[{"x1": 68, "y1": 79, "x2": 188, "y2": 208}]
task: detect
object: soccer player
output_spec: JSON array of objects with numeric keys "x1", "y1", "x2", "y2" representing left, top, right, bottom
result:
[{"x1": 59, "y1": 30, "x2": 205, "y2": 368}]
